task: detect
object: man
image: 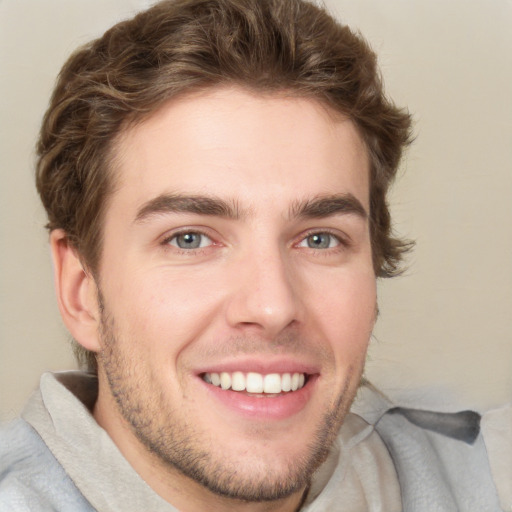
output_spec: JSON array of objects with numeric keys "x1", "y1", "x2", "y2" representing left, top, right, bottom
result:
[{"x1": 0, "y1": 0, "x2": 505, "y2": 511}]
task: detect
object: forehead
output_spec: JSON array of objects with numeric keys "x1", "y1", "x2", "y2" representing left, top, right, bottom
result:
[{"x1": 110, "y1": 87, "x2": 370, "y2": 214}]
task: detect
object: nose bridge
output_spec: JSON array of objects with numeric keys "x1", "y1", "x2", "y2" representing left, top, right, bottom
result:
[{"x1": 226, "y1": 239, "x2": 301, "y2": 336}]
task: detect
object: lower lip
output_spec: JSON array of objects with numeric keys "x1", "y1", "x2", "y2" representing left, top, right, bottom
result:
[{"x1": 200, "y1": 376, "x2": 317, "y2": 421}]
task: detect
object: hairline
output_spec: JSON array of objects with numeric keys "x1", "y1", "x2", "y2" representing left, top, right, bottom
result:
[{"x1": 82, "y1": 83, "x2": 375, "y2": 276}]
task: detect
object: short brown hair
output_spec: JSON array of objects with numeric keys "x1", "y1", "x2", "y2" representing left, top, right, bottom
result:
[{"x1": 36, "y1": 0, "x2": 412, "y2": 371}]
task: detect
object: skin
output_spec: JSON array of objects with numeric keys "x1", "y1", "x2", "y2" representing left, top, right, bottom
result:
[{"x1": 52, "y1": 86, "x2": 377, "y2": 512}]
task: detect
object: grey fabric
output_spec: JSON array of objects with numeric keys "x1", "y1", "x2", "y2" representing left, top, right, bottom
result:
[
  {"x1": 481, "y1": 403, "x2": 512, "y2": 511},
  {"x1": 375, "y1": 410, "x2": 503, "y2": 512},
  {"x1": 0, "y1": 419, "x2": 94, "y2": 511},
  {"x1": 388, "y1": 407, "x2": 481, "y2": 444},
  {"x1": 1, "y1": 372, "x2": 401, "y2": 512},
  {"x1": 21, "y1": 373, "x2": 179, "y2": 512},
  {"x1": 0, "y1": 372, "x2": 504, "y2": 511}
]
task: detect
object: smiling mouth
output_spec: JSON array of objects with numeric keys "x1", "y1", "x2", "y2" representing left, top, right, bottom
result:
[{"x1": 202, "y1": 371, "x2": 307, "y2": 394}]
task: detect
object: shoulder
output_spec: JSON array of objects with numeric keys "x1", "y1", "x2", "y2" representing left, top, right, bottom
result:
[
  {"x1": 351, "y1": 383, "x2": 503, "y2": 511},
  {"x1": 0, "y1": 419, "x2": 94, "y2": 511},
  {"x1": 375, "y1": 406, "x2": 503, "y2": 511}
]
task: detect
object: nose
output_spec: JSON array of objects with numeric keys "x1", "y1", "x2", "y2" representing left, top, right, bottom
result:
[{"x1": 225, "y1": 246, "x2": 303, "y2": 338}]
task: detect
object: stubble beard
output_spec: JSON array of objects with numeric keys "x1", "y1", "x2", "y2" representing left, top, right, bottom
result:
[{"x1": 97, "y1": 305, "x2": 362, "y2": 503}]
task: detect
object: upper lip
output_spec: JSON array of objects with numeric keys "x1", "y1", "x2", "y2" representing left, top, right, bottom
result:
[{"x1": 194, "y1": 357, "x2": 320, "y2": 377}]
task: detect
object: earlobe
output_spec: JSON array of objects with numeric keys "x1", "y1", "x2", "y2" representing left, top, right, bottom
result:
[{"x1": 50, "y1": 229, "x2": 101, "y2": 353}]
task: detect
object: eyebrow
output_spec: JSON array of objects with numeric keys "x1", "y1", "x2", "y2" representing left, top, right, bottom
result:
[
  {"x1": 134, "y1": 194, "x2": 242, "y2": 223},
  {"x1": 288, "y1": 194, "x2": 368, "y2": 221},
  {"x1": 134, "y1": 192, "x2": 368, "y2": 224}
]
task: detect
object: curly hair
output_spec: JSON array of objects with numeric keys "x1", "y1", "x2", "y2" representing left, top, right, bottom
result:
[{"x1": 36, "y1": 0, "x2": 413, "y2": 371}]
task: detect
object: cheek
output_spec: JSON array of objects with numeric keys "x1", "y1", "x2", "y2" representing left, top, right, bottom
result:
[
  {"x1": 104, "y1": 267, "x2": 225, "y2": 349},
  {"x1": 309, "y1": 270, "x2": 376, "y2": 353}
]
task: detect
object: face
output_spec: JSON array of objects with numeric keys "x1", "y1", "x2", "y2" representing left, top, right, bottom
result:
[{"x1": 92, "y1": 87, "x2": 376, "y2": 507}]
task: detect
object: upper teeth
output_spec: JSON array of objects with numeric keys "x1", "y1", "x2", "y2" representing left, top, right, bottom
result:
[{"x1": 203, "y1": 372, "x2": 306, "y2": 394}]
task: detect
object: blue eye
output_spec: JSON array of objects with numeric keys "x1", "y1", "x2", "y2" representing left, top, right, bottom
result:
[
  {"x1": 169, "y1": 232, "x2": 212, "y2": 249},
  {"x1": 300, "y1": 233, "x2": 339, "y2": 249}
]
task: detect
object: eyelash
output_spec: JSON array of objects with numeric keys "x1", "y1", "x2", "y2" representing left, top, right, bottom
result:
[
  {"x1": 295, "y1": 229, "x2": 350, "y2": 252},
  {"x1": 161, "y1": 229, "x2": 217, "y2": 254},
  {"x1": 160, "y1": 228, "x2": 350, "y2": 255}
]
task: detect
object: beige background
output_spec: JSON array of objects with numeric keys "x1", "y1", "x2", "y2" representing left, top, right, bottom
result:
[{"x1": 1, "y1": 0, "x2": 511, "y2": 422}]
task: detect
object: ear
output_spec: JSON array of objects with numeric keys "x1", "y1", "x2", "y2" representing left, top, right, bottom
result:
[{"x1": 50, "y1": 229, "x2": 101, "y2": 353}]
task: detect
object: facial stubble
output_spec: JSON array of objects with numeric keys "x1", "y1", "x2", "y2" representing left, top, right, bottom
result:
[{"x1": 96, "y1": 301, "x2": 363, "y2": 503}]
